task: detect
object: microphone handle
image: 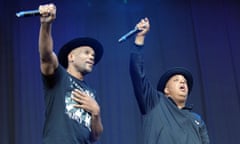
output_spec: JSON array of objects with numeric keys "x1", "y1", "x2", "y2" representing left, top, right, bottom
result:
[
  {"x1": 16, "y1": 10, "x2": 40, "y2": 17},
  {"x1": 118, "y1": 27, "x2": 140, "y2": 43}
]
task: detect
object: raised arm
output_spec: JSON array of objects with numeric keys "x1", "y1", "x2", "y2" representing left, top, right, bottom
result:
[
  {"x1": 38, "y1": 3, "x2": 58, "y2": 75},
  {"x1": 130, "y1": 18, "x2": 161, "y2": 114}
]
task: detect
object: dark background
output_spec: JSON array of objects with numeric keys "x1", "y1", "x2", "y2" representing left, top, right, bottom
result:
[{"x1": 1, "y1": 0, "x2": 240, "y2": 144}]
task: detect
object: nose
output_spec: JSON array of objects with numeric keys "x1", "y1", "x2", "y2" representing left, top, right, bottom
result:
[
  {"x1": 89, "y1": 54, "x2": 95, "y2": 62},
  {"x1": 180, "y1": 79, "x2": 186, "y2": 84}
]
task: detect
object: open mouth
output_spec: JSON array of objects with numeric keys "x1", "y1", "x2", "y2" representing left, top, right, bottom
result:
[{"x1": 179, "y1": 86, "x2": 186, "y2": 91}]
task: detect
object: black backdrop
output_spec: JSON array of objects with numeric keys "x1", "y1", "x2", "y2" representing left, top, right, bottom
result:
[{"x1": 1, "y1": 0, "x2": 240, "y2": 144}]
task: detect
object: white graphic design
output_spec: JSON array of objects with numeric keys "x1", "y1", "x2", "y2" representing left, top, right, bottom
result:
[{"x1": 65, "y1": 77, "x2": 95, "y2": 131}]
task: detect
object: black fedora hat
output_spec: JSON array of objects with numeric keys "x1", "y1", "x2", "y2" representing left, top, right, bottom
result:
[
  {"x1": 58, "y1": 37, "x2": 104, "y2": 68},
  {"x1": 157, "y1": 67, "x2": 193, "y2": 94}
]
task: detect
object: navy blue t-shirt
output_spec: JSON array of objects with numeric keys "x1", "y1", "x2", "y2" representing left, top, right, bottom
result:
[{"x1": 42, "y1": 66, "x2": 96, "y2": 144}]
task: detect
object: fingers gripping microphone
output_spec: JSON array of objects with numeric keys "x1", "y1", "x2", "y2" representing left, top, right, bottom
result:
[
  {"x1": 118, "y1": 27, "x2": 141, "y2": 43},
  {"x1": 16, "y1": 9, "x2": 40, "y2": 17}
]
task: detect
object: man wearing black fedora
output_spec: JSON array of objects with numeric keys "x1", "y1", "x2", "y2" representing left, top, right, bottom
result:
[
  {"x1": 38, "y1": 3, "x2": 103, "y2": 144},
  {"x1": 129, "y1": 17, "x2": 210, "y2": 144}
]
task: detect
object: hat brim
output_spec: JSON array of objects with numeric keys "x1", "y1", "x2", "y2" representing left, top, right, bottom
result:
[
  {"x1": 58, "y1": 37, "x2": 103, "y2": 68},
  {"x1": 157, "y1": 67, "x2": 193, "y2": 94}
]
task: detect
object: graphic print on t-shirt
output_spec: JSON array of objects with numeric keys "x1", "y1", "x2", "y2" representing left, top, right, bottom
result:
[{"x1": 65, "y1": 76, "x2": 94, "y2": 131}]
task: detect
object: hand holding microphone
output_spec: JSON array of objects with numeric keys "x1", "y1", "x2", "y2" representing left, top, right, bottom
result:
[
  {"x1": 134, "y1": 17, "x2": 150, "y2": 45},
  {"x1": 118, "y1": 17, "x2": 150, "y2": 43},
  {"x1": 135, "y1": 18, "x2": 150, "y2": 36}
]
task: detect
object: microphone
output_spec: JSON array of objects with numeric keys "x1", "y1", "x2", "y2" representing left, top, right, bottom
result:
[
  {"x1": 118, "y1": 27, "x2": 141, "y2": 43},
  {"x1": 16, "y1": 9, "x2": 40, "y2": 17}
]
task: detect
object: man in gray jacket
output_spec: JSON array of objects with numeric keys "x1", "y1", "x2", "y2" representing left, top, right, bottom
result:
[{"x1": 129, "y1": 17, "x2": 210, "y2": 144}]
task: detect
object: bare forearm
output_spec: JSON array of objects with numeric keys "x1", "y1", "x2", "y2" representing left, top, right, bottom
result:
[
  {"x1": 135, "y1": 35, "x2": 145, "y2": 46},
  {"x1": 39, "y1": 23, "x2": 53, "y2": 61},
  {"x1": 90, "y1": 113, "x2": 103, "y2": 142},
  {"x1": 38, "y1": 23, "x2": 58, "y2": 75}
]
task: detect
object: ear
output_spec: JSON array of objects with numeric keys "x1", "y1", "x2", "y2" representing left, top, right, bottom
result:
[
  {"x1": 164, "y1": 87, "x2": 169, "y2": 94},
  {"x1": 68, "y1": 53, "x2": 74, "y2": 62}
]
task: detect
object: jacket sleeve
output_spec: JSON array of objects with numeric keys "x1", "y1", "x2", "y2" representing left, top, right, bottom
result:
[
  {"x1": 129, "y1": 44, "x2": 161, "y2": 115},
  {"x1": 192, "y1": 112, "x2": 210, "y2": 144},
  {"x1": 200, "y1": 121, "x2": 210, "y2": 144}
]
